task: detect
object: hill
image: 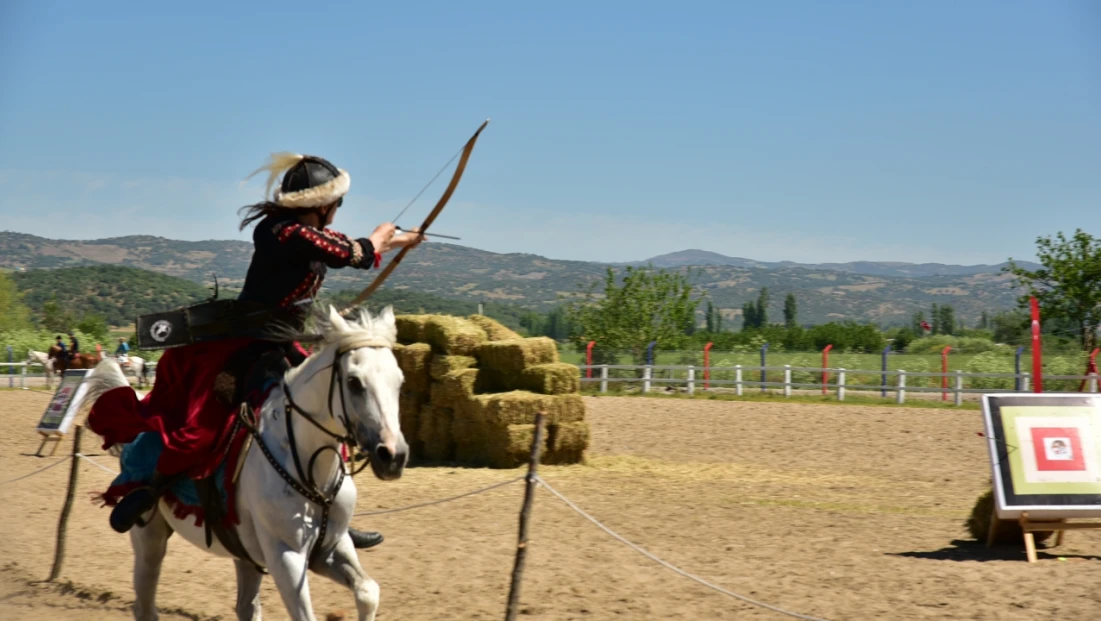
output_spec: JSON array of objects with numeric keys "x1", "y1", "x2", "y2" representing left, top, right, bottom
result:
[
  {"x1": 0, "y1": 231, "x2": 1029, "y2": 326},
  {"x1": 11, "y1": 265, "x2": 213, "y2": 326},
  {"x1": 8, "y1": 264, "x2": 535, "y2": 330},
  {"x1": 636, "y1": 249, "x2": 1041, "y2": 278}
]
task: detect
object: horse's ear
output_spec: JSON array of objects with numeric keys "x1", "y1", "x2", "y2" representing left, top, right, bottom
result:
[
  {"x1": 380, "y1": 305, "x2": 396, "y2": 327},
  {"x1": 327, "y1": 305, "x2": 350, "y2": 332}
]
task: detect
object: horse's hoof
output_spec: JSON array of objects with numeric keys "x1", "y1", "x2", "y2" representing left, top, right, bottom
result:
[{"x1": 347, "y1": 528, "x2": 384, "y2": 549}]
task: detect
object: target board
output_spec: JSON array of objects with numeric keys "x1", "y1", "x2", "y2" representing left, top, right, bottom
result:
[
  {"x1": 34, "y1": 369, "x2": 97, "y2": 455},
  {"x1": 982, "y1": 393, "x2": 1101, "y2": 519}
]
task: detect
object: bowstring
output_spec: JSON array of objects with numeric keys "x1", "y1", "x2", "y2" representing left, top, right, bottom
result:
[{"x1": 391, "y1": 142, "x2": 467, "y2": 224}]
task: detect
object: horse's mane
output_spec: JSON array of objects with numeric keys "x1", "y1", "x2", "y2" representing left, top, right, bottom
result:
[{"x1": 270, "y1": 302, "x2": 397, "y2": 353}]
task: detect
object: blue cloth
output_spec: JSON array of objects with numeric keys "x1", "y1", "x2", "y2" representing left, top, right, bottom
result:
[{"x1": 111, "y1": 431, "x2": 228, "y2": 512}]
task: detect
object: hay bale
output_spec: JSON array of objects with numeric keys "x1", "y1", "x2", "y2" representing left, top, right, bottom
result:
[
  {"x1": 418, "y1": 405, "x2": 455, "y2": 462},
  {"x1": 965, "y1": 487, "x2": 1054, "y2": 545},
  {"x1": 451, "y1": 417, "x2": 491, "y2": 466},
  {"x1": 396, "y1": 315, "x2": 431, "y2": 344},
  {"x1": 430, "y1": 368, "x2": 479, "y2": 406},
  {"x1": 467, "y1": 314, "x2": 522, "y2": 341},
  {"x1": 469, "y1": 391, "x2": 586, "y2": 427},
  {"x1": 429, "y1": 355, "x2": 477, "y2": 381},
  {"x1": 544, "y1": 421, "x2": 589, "y2": 464},
  {"x1": 394, "y1": 343, "x2": 432, "y2": 393},
  {"x1": 520, "y1": 363, "x2": 581, "y2": 395},
  {"x1": 423, "y1": 315, "x2": 488, "y2": 355},
  {"x1": 475, "y1": 338, "x2": 560, "y2": 390}
]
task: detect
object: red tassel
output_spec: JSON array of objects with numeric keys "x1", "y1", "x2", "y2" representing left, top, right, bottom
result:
[{"x1": 373, "y1": 252, "x2": 382, "y2": 268}]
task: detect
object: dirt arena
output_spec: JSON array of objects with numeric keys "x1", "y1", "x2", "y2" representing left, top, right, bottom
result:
[{"x1": 3, "y1": 390, "x2": 1101, "y2": 620}]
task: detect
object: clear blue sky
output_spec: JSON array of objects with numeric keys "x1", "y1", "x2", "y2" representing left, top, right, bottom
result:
[{"x1": 1, "y1": 0, "x2": 1098, "y2": 265}]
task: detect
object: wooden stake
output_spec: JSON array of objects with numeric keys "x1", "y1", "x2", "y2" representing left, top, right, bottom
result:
[
  {"x1": 49, "y1": 425, "x2": 82, "y2": 582},
  {"x1": 504, "y1": 412, "x2": 546, "y2": 621}
]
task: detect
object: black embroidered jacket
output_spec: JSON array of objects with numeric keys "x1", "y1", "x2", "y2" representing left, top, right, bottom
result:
[{"x1": 237, "y1": 214, "x2": 377, "y2": 310}]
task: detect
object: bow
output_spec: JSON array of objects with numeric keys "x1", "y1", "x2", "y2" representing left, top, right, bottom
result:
[{"x1": 343, "y1": 119, "x2": 490, "y2": 311}]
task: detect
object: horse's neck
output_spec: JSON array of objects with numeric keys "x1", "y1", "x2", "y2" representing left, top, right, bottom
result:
[{"x1": 260, "y1": 348, "x2": 346, "y2": 491}]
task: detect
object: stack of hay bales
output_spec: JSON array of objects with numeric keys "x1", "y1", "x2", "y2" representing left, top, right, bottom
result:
[{"x1": 392, "y1": 313, "x2": 588, "y2": 468}]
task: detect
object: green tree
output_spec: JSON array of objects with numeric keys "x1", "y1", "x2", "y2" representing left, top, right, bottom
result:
[
  {"x1": 565, "y1": 265, "x2": 701, "y2": 362},
  {"x1": 76, "y1": 312, "x2": 110, "y2": 341},
  {"x1": 783, "y1": 293, "x2": 797, "y2": 329},
  {"x1": 756, "y1": 287, "x2": 770, "y2": 327},
  {"x1": 0, "y1": 272, "x2": 33, "y2": 332},
  {"x1": 741, "y1": 301, "x2": 758, "y2": 330},
  {"x1": 912, "y1": 311, "x2": 927, "y2": 334},
  {"x1": 41, "y1": 298, "x2": 75, "y2": 333},
  {"x1": 1006, "y1": 229, "x2": 1101, "y2": 351},
  {"x1": 938, "y1": 304, "x2": 956, "y2": 336}
]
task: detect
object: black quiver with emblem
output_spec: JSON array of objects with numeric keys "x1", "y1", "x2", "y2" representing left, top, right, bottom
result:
[{"x1": 136, "y1": 299, "x2": 307, "y2": 351}]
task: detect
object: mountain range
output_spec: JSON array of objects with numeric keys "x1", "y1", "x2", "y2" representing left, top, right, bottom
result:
[{"x1": 0, "y1": 231, "x2": 1034, "y2": 327}]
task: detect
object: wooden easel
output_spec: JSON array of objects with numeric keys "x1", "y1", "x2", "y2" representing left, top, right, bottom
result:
[
  {"x1": 987, "y1": 509, "x2": 1101, "y2": 562},
  {"x1": 34, "y1": 432, "x2": 64, "y2": 457}
]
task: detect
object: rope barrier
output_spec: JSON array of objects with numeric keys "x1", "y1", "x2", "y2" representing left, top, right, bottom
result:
[
  {"x1": 534, "y1": 475, "x2": 831, "y2": 621},
  {"x1": 353, "y1": 476, "x2": 524, "y2": 517},
  {"x1": 76, "y1": 453, "x2": 120, "y2": 476},
  {"x1": 0, "y1": 455, "x2": 72, "y2": 486}
]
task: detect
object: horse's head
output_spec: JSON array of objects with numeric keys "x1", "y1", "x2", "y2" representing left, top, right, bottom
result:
[{"x1": 305, "y1": 304, "x2": 407, "y2": 481}]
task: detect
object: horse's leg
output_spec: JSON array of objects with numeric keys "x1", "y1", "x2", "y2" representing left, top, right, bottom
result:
[
  {"x1": 234, "y1": 559, "x2": 264, "y2": 621},
  {"x1": 130, "y1": 509, "x2": 172, "y2": 621},
  {"x1": 310, "y1": 535, "x2": 380, "y2": 621},
  {"x1": 262, "y1": 538, "x2": 318, "y2": 621}
]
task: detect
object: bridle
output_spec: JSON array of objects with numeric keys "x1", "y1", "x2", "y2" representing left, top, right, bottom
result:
[{"x1": 237, "y1": 336, "x2": 394, "y2": 567}]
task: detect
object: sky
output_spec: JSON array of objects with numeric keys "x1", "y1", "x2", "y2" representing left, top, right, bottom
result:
[{"x1": 0, "y1": 0, "x2": 1098, "y2": 265}]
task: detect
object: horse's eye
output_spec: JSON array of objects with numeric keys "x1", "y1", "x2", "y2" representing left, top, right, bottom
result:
[{"x1": 347, "y1": 377, "x2": 366, "y2": 393}]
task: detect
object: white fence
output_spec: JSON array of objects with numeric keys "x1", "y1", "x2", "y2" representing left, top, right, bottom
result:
[
  {"x1": 578, "y1": 364, "x2": 1101, "y2": 406},
  {"x1": 1, "y1": 362, "x2": 48, "y2": 389}
]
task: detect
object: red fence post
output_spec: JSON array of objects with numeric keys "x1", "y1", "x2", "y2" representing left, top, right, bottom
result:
[
  {"x1": 1078, "y1": 348, "x2": 1100, "y2": 392},
  {"x1": 1030, "y1": 296, "x2": 1043, "y2": 393},
  {"x1": 703, "y1": 342, "x2": 713, "y2": 389},
  {"x1": 585, "y1": 340, "x2": 596, "y2": 379},
  {"x1": 941, "y1": 346, "x2": 952, "y2": 401},
  {"x1": 821, "y1": 344, "x2": 833, "y2": 395}
]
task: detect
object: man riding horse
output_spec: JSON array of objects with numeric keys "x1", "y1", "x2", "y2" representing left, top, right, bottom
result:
[{"x1": 87, "y1": 152, "x2": 424, "y2": 550}]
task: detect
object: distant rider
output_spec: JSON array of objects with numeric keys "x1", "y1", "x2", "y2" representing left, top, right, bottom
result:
[{"x1": 115, "y1": 338, "x2": 130, "y2": 366}]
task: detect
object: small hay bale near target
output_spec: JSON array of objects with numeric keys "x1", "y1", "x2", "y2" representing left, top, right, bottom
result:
[
  {"x1": 520, "y1": 363, "x2": 581, "y2": 395},
  {"x1": 423, "y1": 315, "x2": 488, "y2": 355},
  {"x1": 965, "y1": 487, "x2": 1054, "y2": 545},
  {"x1": 467, "y1": 314, "x2": 522, "y2": 341},
  {"x1": 430, "y1": 368, "x2": 480, "y2": 405}
]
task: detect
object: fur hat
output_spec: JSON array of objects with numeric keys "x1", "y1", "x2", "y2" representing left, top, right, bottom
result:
[{"x1": 245, "y1": 153, "x2": 350, "y2": 209}]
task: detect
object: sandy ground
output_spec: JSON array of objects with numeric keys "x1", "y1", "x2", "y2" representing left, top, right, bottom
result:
[{"x1": 2, "y1": 390, "x2": 1101, "y2": 620}]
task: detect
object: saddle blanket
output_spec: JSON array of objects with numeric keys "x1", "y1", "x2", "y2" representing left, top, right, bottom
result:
[{"x1": 97, "y1": 426, "x2": 250, "y2": 528}]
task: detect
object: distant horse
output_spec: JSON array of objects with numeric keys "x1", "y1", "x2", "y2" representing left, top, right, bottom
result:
[
  {"x1": 48, "y1": 345, "x2": 102, "y2": 373},
  {"x1": 26, "y1": 350, "x2": 55, "y2": 385},
  {"x1": 115, "y1": 353, "x2": 150, "y2": 388},
  {"x1": 85, "y1": 305, "x2": 407, "y2": 621}
]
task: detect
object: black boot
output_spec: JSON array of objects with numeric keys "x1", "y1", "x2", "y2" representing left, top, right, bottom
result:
[
  {"x1": 347, "y1": 528, "x2": 384, "y2": 549},
  {"x1": 109, "y1": 471, "x2": 178, "y2": 534}
]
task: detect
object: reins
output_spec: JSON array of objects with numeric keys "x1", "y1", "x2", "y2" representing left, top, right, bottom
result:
[{"x1": 236, "y1": 336, "x2": 392, "y2": 566}]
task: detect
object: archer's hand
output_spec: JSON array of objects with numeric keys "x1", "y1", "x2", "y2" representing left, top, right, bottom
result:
[
  {"x1": 393, "y1": 227, "x2": 426, "y2": 250},
  {"x1": 368, "y1": 223, "x2": 398, "y2": 253}
]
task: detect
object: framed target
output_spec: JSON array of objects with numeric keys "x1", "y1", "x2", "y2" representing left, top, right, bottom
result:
[{"x1": 982, "y1": 393, "x2": 1101, "y2": 519}]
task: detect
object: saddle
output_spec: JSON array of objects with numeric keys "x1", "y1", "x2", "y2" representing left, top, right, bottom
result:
[
  {"x1": 194, "y1": 432, "x2": 264, "y2": 574},
  {"x1": 195, "y1": 346, "x2": 295, "y2": 575}
]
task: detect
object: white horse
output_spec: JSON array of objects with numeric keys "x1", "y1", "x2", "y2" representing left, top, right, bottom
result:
[
  {"x1": 116, "y1": 354, "x2": 149, "y2": 388},
  {"x1": 26, "y1": 350, "x2": 54, "y2": 386},
  {"x1": 85, "y1": 305, "x2": 408, "y2": 621}
]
